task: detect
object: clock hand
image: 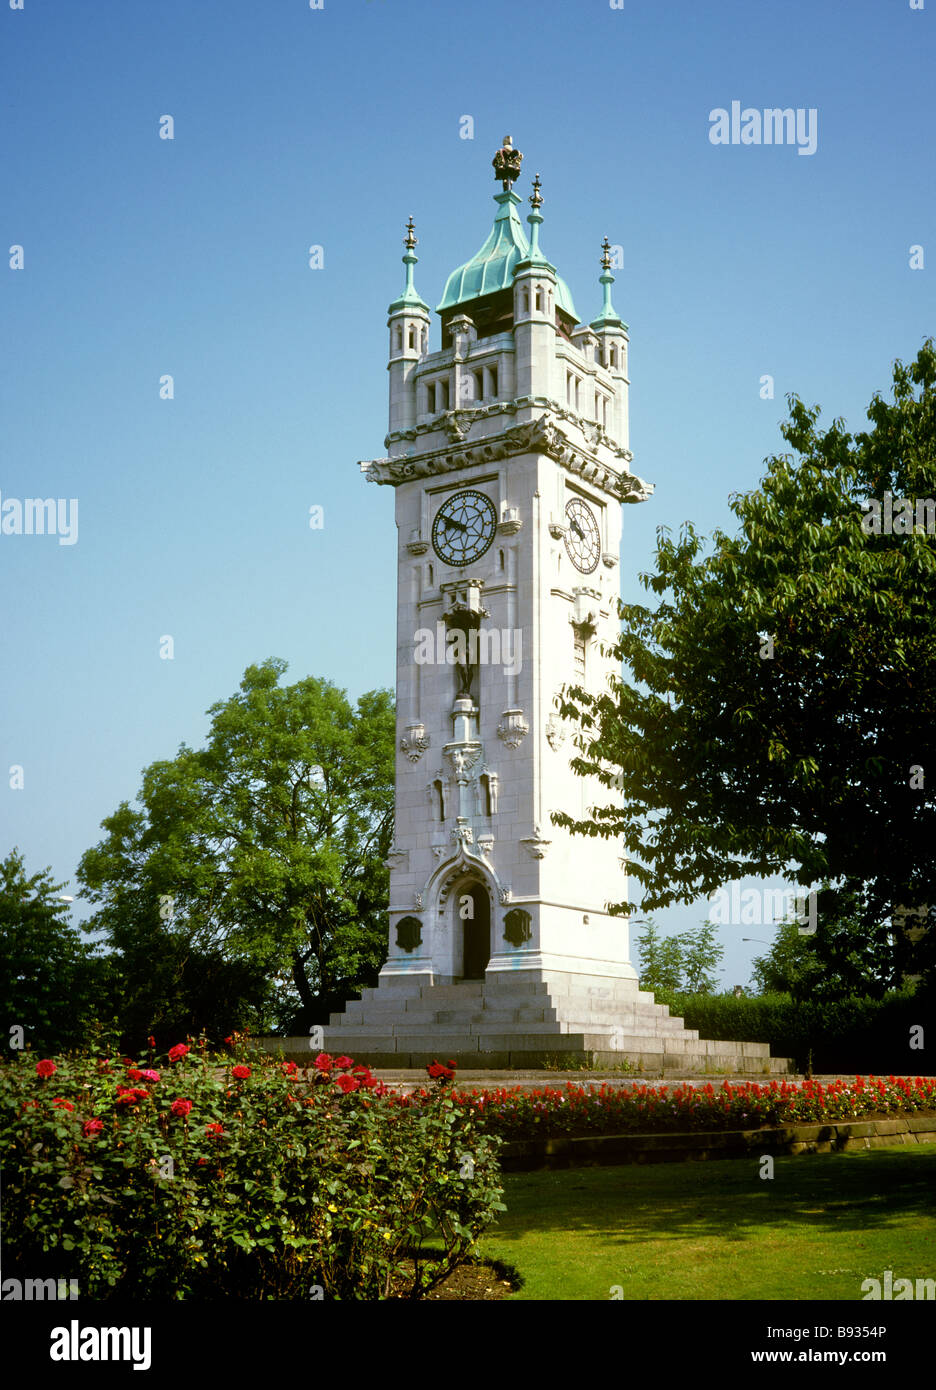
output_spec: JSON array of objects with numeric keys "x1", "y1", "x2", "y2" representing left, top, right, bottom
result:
[
  {"x1": 571, "y1": 519, "x2": 584, "y2": 539},
  {"x1": 444, "y1": 517, "x2": 468, "y2": 533}
]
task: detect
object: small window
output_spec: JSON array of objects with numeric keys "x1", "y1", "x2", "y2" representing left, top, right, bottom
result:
[
  {"x1": 439, "y1": 378, "x2": 450, "y2": 409},
  {"x1": 609, "y1": 345, "x2": 617, "y2": 368},
  {"x1": 395, "y1": 326, "x2": 403, "y2": 351},
  {"x1": 421, "y1": 327, "x2": 428, "y2": 352},
  {"x1": 521, "y1": 287, "x2": 530, "y2": 313},
  {"x1": 408, "y1": 327, "x2": 415, "y2": 350},
  {"x1": 433, "y1": 780, "x2": 445, "y2": 821},
  {"x1": 573, "y1": 634, "x2": 586, "y2": 681},
  {"x1": 535, "y1": 287, "x2": 543, "y2": 311},
  {"x1": 473, "y1": 369, "x2": 484, "y2": 401},
  {"x1": 426, "y1": 382, "x2": 436, "y2": 414}
]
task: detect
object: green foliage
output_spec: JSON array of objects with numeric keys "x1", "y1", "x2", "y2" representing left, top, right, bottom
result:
[
  {"x1": 0, "y1": 1044, "x2": 504, "y2": 1300},
  {"x1": 77, "y1": 661, "x2": 395, "y2": 1046},
  {"x1": 634, "y1": 918, "x2": 723, "y2": 994},
  {"x1": 653, "y1": 987, "x2": 933, "y2": 1073},
  {"x1": 0, "y1": 850, "x2": 119, "y2": 1054},
  {"x1": 555, "y1": 342, "x2": 936, "y2": 986}
]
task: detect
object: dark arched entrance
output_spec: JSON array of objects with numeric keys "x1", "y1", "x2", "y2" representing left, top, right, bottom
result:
[{"x1": 460, "y1": 881, "x2": 491, "y2": 980}]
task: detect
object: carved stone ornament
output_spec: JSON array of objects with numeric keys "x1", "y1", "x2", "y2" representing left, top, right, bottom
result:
[
  {"x1": 385, "y1": 846, "x2": 409, "y2": 871},
  {"x1": 601, "y1": 551, "x2": 618, "y2": 568},
  {"x1": 413, "y1": 892, "x2": 423, "y2": 910},
  {"x1": 476, "y1": 834, "x2": 495, "y2": 857},
  {"x1": 497, "y1": 709, "x2": 529, "y2": 748},
  {"x1": 451, "y1": 819, "x2": 474, "y2": 847},
  {"x1": 521, "y1": 825, "x2": 551, "y2": 859},
  {"x1": 444, "y1": 742, "x2": 483, "y2": 778},
  {"x1": 498, "y1": 886, "x2": 512, "y2": 905},
  {"x1": 545, "y1": 713, "x2": 566, "y2": 751},
  {"x1": 400, "y1": 723, "x2": 430, "y2": 762},
  {"x1": 548, "y1": 519, "x2": 567, "y2": 540},
  {"x1": 360, "y1": 410, "x2": 653, "y2": 506},
  {"x1": 406, "y1": 540, "x2": 429, "y2": 556}
]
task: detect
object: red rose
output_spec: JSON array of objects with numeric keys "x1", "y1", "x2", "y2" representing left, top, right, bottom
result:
[
  {"x1": 126, "y1": 1068, "x2": 143, "y2": 1080},
  {"x1": 224, "y1": 1035, "x2": 234, "y2": 1045},
  {"x1": 282, "y1": 1061, "x2": 298, "y2": 1076},
  {"x1": 82, "y1": 1118, "x2": 104, "y2": 1137},
  {"x1": 35, "y1": 1059, "x2": 56, "y2": 1079},
  {"x1": 335, "y1": 1074, "x2": 360, "y2": 1094},
  {"x1": 147, "y1": 1036, "x2": 156, "y2": 1048},
  {"x1": 313, "y1": 1052, "x2": 333, "y2": 1072},
  {"x1": 231, "y1": 1065, "x2": 251, "y2": 1080},
  {"x1": 170, "y1": 1098, "x2": 192, "y2": 1117},
  {"x1": 205, "y1": 1122, "x2": 224, "y2": 1136},
  {"x1": 52, "y1": 1097, "x2": 75, "y2": 1111},
  {"x1": 168, "y1": 1044, "x2": 190, "y2": 1062},
  {"x1": 334, "y1": 1055, "x2": 354, "y2": 1069}
]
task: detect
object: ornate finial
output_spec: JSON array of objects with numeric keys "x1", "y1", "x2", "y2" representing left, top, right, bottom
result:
[
  {"x1": 529, "y1": 174, "x2": 543, "y2": 210},
  {"x1": 492, "y1": 135, "x2": 523, "y2": 191},
  {"x1": 404, "y1": 216, "x2": 417, "y2": 251},
  {"x1": 601, "y1": 236, "x2": 612, "y2": 271}
]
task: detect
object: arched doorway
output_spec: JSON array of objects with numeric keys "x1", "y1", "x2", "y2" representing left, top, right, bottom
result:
[{"x1": 459, "y1": 881, "x2": 491, "y2": 980}]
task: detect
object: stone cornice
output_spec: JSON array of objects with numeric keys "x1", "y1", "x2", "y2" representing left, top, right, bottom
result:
[{"x1": 360, "y1": 406, "x2": 653, "y2": 504}]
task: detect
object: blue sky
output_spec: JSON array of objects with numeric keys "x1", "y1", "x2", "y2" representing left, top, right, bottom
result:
[{"x1": 2, "y1": 0, "x2": 933, "y2": 990}]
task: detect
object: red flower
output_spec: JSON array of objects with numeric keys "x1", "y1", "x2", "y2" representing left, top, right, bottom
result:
[
  {"x1": 334, "y1": 1055, "x2": 354, "y2": 1069},
  {"x1": 126, "y1": 1068, "x2": 143, "y2": 1080},
  {"x1": 35, "y1": 1059, "x2": 57, "y2": 1079},
  {"x1": 313, "y1": 1052, "x2": 333, "y2": 1072},
  {"x1": 335, "y1": 1074, "x2": 360, "y2": 1094},
  {"x1": 82, "y1": 1118, "x2": 104, "y2": 1137},
  {"x1": 427, "y1": 1061, "x2": 455, "y2": 1082},
  {"x1": 170, "y1": 1098, "x2": 193, "y2": 1117},
  {"x1": 282, "y1": 1061, "x2": 298, "y2": 1076},
  {"x1": 224, "y1": 1035, "x2": 234, "y2": 1045},
  {"x1": 168, "y1": 1044, "x2": 190, "y2": 1062},
  {"x1": 231, "y1": 1065, "x2": 251, "y2": 1080},
  {"x1": 139, "y1": 1069, "x2": 160, "y2": 1083},
  {"x1": 205, "y1": 1122, "x2": 224, "y2": 1136},
  {"x1": 147, "y1": 1036, "x2": 156, "y2": 1048},
  {"x1": 52, "y1": 1098, "x2": 75, "y2": 1111}
]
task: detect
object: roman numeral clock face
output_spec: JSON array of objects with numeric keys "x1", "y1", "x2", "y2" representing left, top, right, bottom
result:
[
  {"x1": 564, "y1": 497, "x2": 601, "y2": 572},
  {"x1": 432, "y1": 490, "x2": 497, "y2": 565}
]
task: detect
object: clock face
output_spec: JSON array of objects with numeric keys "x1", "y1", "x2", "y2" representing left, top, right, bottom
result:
[
  {"x1": 432, "y1": 490, "x2": 497, "y2": 566},
  {"x1": 564, "y1": 498, "x2": 601, "y2": 573}
]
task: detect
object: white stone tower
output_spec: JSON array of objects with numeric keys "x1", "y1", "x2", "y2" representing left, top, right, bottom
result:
[{"x1": 325, "y1": 140, "x2": 788, "y2": 1075}]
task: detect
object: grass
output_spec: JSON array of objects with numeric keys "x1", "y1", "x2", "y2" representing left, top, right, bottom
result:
[{"x1": 479, "y1": 1144, "x2": 936, "y2": 1300}]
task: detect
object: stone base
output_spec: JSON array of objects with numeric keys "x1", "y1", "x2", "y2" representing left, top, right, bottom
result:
[{"x1": 318, "y1": 975, "x2": 792, "y2": 1076}]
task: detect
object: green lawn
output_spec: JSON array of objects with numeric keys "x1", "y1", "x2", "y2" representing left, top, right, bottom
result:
[{"x1": 480, "y1": 1145, "x2": 936, "y2": 1301}]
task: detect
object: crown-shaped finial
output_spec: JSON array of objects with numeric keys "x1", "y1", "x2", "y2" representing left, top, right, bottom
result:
[
  {"x1": 492, "y1": 135, "x2": 523, "y2": 191},
  {"x1": 404, "y1": 216, "x2": 417, "y2": 252}
]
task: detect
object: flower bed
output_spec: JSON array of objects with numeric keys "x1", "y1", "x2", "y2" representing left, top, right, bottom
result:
[
  {"x1": 390, "y1": 1075, "x2": 936, "y2": 1141},
  {"x1": 0, "y1": 1042, "x2": 503, "y2": 1300}
]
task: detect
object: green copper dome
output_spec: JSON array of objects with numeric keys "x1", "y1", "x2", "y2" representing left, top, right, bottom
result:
[{"x1": 436, "y1": 189, "x2": 578, "y2": 321}]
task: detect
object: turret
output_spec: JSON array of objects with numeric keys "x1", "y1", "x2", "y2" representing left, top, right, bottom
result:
[
  {"x1": 590, "y1": 236, "x2": 630, "y2": 448},
  {"x1": 387, "y1": 217, "x2": 430, "y2": 434}
]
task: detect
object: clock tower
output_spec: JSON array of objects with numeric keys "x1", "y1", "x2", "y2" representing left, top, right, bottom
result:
[{"x1": 325, "y1": 140, "x2": 788, "y2": 1075}]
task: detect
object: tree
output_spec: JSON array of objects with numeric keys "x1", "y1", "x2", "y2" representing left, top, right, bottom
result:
[
  {"x1": 633, "y1": 919, "x2": 683, "y2": 994},
  {"x1": 0, "y1": 849, "x2": 118, "y2": 1053},
  {"x1": 679, "y1": 921, "x2": 723, "y2": 994},
  {"x1": 78, "y1": 661, "x2": 395, "y2": 1044},
  {"x1": 633, "y1": 918, "x2": 723, "y2": 994},
  {"x1": 555, "y1": 342, "x2": 936, "y2": 987}
]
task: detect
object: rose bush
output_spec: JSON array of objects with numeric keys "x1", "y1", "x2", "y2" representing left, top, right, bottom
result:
[{"x1": 0, "y1": 1043, "x2": 503, "y2": 1300}]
